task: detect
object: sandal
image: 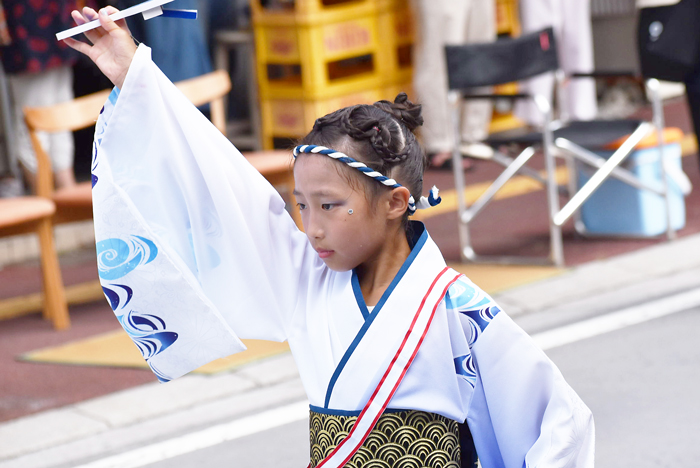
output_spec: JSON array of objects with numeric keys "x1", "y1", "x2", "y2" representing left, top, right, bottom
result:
[{"x1": 428, "y1": 152, "x2": 473, "y2": 171}]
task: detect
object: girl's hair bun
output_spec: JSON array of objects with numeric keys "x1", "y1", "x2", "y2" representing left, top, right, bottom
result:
[{"x1": 373, "y1": 93, "x2": 424, "y2": 132}]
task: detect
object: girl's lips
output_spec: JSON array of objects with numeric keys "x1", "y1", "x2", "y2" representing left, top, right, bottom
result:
[{"x1": 316, "y1": 249, "x2": 334, "y2": 259}]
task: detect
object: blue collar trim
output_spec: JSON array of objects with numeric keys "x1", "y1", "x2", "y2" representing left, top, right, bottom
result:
[
  {"x1": 352, "y1": 273, "x2": 370, "y2": 320},
  {"x1": 324, "y1": 222, "x2": 428, "y2": 408}
]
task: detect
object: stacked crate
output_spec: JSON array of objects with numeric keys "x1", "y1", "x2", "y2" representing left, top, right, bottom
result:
[
  {"x1": 496, "y1": 0, "x2": 520, "y2": 37},
  {"x1": 491, "y1": 0, "x2": 522, "y2": 133},
  {"x1": 252, "y1": 0, "x2": 415, "y2": 149},
  {"x1": 377, "y1": 0, "x2": 415, "y2": 99}
]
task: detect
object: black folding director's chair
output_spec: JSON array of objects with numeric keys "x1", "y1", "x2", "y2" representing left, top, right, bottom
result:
[{"x1": 445, "y1": 27, "x2": 685, "y2": 267}]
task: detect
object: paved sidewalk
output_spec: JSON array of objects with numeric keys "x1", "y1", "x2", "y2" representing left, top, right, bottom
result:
[{"x1": 2, "y1": 233, "x2": 700, "y2": 468}]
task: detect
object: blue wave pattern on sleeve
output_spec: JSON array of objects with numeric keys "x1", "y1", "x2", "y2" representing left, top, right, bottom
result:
[
  {"x1": 96, "y1": 235, "x2": 158, "y2": 280},
  {"x1": 102, "y1": 284, "x2": 133, "y2": 311},
  {"x1": 102, "y1": 281, "x2": 178, "y2": 383},
  {"x1": 118, "y1": 310, "x2": 179, "y2": 383},
  {"x1": 446, "y1": 277, "x2": 501, "y2": 388}
]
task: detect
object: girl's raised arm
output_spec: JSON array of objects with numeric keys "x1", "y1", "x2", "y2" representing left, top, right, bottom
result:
[
  {"x1": 85, "y1": 33, "x2": 320, "y2": 381},
  {"x1": 63, "y1": 6, "x2": 137, "y2": 89}
]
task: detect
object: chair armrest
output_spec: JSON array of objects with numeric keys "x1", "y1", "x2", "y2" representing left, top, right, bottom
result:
[{"x1": 570, "y1": 71, "x2": 639, "y2": 79}]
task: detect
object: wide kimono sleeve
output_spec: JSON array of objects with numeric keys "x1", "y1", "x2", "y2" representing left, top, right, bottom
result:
[
  {"x1": 448, "y1": 277, "x2": 595, "y2": 467},
  {"x1": 91, "y1": 44, "x2": 321, "y2": 382}
]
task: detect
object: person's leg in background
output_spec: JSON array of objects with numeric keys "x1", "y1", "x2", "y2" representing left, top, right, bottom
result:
[
  {"x1": 517, "y1": 0, "x2": 597, "y2": 125},
  {"x1": 0, "y1": 62, "x2": 22, "y2": 198},
  {"x1": 558, "y1": 0, "x2": 596, "y2": 122},
  {"x1": 8, "y1": 65, "x2": 76, "y2": 193},
  {"x1": 412, "y1": 0, "x2": 494, "y2": 169},
  {"x1": 412, "y1": 0, "x2": 468, "y2": 168},
  {"x1": 460, "y1": 0, "x2": 495, "y2": 153}
]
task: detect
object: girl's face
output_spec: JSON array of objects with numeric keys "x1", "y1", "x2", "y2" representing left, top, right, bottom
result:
[{"x1": 293, "y1": 155, "x2": 390, "y2": 272}]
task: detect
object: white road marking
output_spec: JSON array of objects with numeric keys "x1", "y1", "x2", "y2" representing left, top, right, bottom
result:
[
  {"x1": 75, "y1": 287, "x2": 700, "y2": 468},
  {"x1": 73, "y1": 400, "x2": 309, "y2": 468},
  {"x1": 533, "y1": 287, "x2": 700, "y2": 350}
]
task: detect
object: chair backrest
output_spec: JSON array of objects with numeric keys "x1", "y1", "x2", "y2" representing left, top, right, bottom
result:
[
  {"x1": 24, "y1": 90, "x2": 110, "y2": 198},
  {"x1": 24, "y1": 70, "x2": 232, "y2": 135},
  {"x1": 23, "y1": 69, "x2": 233, "y2": 197},
  {"x1": 445, "y1": 27, "x2": 559, "y2": 90},
  {"x1": 23, "y1": 89, "x2": 112, "y2": 133}
]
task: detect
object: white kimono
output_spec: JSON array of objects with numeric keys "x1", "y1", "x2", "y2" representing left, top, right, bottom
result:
[{"x1": 92, "y1": 44, "x2": 595, "y2": 468}]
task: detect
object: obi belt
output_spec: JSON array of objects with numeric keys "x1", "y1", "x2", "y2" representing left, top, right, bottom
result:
[{"x1": 309, "y1": 409, "x2": 477, "y2": 468}]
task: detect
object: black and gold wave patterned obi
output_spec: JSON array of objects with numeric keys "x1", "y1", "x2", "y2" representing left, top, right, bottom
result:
[{"x1": 309, "y1": 409, "x2": 476, "y2": 468}]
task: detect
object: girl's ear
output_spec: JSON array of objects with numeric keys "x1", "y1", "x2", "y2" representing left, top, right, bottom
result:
[{"x1": 386, "y1": 186, "x2": 410, "y2": 220}]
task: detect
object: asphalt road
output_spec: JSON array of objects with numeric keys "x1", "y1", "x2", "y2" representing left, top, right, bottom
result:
[{"x1": 144, "y1": 303, "x2": 700, "y2": 468}]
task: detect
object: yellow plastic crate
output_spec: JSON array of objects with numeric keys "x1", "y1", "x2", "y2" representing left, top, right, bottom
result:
[
  {"x1": 496, "y1": 0, "x2": 521, "y2": 36},
  {"x1": 251, "y1": 0, "x2": 377, "y2": 26},
  {"x1": 261, "y1": 87, "x2": 394, "y2": 149},
  {"x1": 377, "y1": 6, "x2": 414, "y2": 84},
  {"x1": 254, "y1": 9, "x2": 385, "y2": 100}
]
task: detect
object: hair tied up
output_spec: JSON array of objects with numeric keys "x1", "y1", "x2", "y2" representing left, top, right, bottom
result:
[{"x1": 373, "y1": 92, "x2": 424, "y2": 132}]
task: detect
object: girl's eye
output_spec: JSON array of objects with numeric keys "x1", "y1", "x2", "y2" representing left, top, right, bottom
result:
[
  {"x1": 297, "y1": 203, "x2": 306, "y2": 211},
  {"x1": 321, "y1": 203, "x2": 333, "y2": 211}
]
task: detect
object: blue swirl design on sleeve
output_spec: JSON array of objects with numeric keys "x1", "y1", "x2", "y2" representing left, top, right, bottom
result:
[
  {"x1": 454, "y1": 354, "x2": 477, "y2": 388},
  {"x1": 102, "y1": 284, "x2": 133, "y2": 311},
  {"x1": 460, "y1": 305, "x2": 501, "y2": 347},
  {"x1": 102, "y1": 282, "x2": 177, "y2": 382},
  {"x1": 96, "y1": 236, "x2": 158, "y2": 280},
  {"x1": 446, "y1": 278, "x2": 502, "y2": 385},
  {"x1": 444, "y1": 281, "x2": 477, "y2": 309},
  {"x1": 118, "y1": 309, "x2": 178, "y2": 382},
  {"x1": 91, "y1": 140, "x2": 99, "y2": 188},
  {"x1": 149, "y1": 362, "x2": 173, "y2": 383},
  {"x1": 453, "y1": 305, "x2": 501, "y2": 388}
]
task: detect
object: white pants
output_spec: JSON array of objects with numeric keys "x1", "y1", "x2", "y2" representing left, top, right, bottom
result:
[
  {"x1": 411, "y1": 0, "x2": 496, "y2": 154},
  {"x1": 516, "y1": 0, "x2": 597, "y2": 125},
  {"x1": 8, "y1": 66, "x2": 75, "y2": 173}
]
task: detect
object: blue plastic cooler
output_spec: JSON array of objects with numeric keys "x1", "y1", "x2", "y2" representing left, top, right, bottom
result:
[{"x1": 577, "y1": 139, "x2": 686, "y2": 236}]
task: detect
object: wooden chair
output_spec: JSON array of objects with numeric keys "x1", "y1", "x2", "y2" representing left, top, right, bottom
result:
[
  {"x1": 24, "y1": 69, "x2": 300, "y2": 227},
  {"x1": 0, "y1": 197, "x2": 69, "y2": 329},
  {"x1": 17, "y1": 70, "x2": 300, "y2": 326},
  {"x1": 24, "y1": 70, "x2": 232, "y2": 224}
]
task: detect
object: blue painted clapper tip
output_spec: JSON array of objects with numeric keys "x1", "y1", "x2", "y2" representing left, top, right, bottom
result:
[{"x1": 161, "y1": 9, "x2": 197, "y2": 19}]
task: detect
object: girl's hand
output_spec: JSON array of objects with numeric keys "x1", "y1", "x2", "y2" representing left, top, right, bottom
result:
[{"x1": 63, "y1": 6, "x2": 137, "y2": 89}]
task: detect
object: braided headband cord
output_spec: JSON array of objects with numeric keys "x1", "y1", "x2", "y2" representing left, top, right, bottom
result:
[{"x1": 292, "y1": 145, "x2": 441, "y2": 215}]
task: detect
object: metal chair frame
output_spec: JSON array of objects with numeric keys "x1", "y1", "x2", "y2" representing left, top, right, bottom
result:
[{"x1": 447, "y1": 30, "x2": 679, "y2": 267}]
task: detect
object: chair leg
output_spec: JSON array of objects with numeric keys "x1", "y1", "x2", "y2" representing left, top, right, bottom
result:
[{"x1": 36, "y1": 218, "x2": 69, "y2": 330}]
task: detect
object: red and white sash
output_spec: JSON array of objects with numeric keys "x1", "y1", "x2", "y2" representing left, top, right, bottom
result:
[{"x1": 312, "y1": 266, "x2": 462, "y2": 468}]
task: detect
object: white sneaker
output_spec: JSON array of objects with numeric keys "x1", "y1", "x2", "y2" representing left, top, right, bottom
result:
[{"x1": 460, "y1": 142, "x2": 494, "y2": 159}]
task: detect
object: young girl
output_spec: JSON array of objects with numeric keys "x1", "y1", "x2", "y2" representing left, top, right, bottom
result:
[{"x1": 66, "y1": 7, "x2": 594, "y2": 468}]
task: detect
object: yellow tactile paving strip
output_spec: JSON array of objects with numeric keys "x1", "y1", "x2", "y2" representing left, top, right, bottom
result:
[
  {"x1": 19, "y1": 263, "x2": 559, "y2": 372},
  {"x1": 20, "y1": 334, "x2": 290, "y2": 374}
]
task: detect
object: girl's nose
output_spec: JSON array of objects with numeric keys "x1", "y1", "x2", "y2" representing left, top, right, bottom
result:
[{"x1": 305, "y1": 211, "x2": 324, "y2": 239}]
